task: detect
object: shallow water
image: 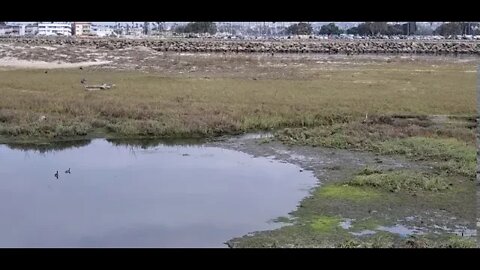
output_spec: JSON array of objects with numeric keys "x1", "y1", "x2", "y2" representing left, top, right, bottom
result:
[
  {"x1": 0, "y1": 139, "x2": 317, "y2": 247},
  {"x1": 339, "y1": 218, "x2": 354, "y2": 230},
  {"x1": 377, "y1": 224, "x2": 425, "y2": 237},
  {"x1": 350, "y1": 230, "x2": 377, "y2": 236}
]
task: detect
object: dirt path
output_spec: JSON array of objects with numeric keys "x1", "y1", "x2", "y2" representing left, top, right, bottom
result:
[{"x1": 0, "y1": 57, "x2": 111, "y2": 69}]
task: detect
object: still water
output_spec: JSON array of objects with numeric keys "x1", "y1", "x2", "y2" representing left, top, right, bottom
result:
[{"x1": 0, "y1": 139, "x2": 317, "y2": 247}]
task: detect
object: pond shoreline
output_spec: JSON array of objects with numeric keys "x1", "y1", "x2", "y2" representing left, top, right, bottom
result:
[
  {"x1": 0, "y1": 135, "x2": 318, "y2": 247},
  {"x1": 211, "y1": 134, "x2": 476, "y2": 248},
  {"x1": 2, "y1": 132, "x2": 475, "y2": 248}
]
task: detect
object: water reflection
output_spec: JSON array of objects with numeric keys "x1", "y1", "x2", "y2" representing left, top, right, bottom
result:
[
  {"x1": 107, "y1": 137, "x2": 206, "y2": 149},
  {"x1": 6, "y1": 140, "x2": 91, "y2": 153}
]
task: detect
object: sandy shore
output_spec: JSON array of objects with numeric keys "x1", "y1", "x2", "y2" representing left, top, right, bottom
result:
[{"x1": 0, "y1": 57, "x2": 111, "y2": 69}]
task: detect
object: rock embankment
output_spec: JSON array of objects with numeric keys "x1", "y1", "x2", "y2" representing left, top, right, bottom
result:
[{"x1": 1, "y1": 37, "x2": 479, "y2": 55}]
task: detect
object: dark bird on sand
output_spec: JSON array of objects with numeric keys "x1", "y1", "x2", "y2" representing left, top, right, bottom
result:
[
  {"x1": 80, "y1": 78, "x2": 86, "y2": 84},
  {"x1": 54, "y1": 171, "x2": 59, "y2": 179},
  {"x1": 65, "y1": 168, "x2": 71, "y2": 174}
]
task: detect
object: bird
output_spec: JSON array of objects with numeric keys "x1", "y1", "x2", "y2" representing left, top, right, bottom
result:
[
  {"x1": 54, "y1": 171, "x2": 59, "y2": 179},
  {"x1": 65, "y1": 168, "x2": 71, "y2": 174},
  {"x1": 79, "y1": 66, "x2": 83, "y2": 70},
  {"x1": 44, "y1": 70, "x2": 48, "y2": 74},
  {"x1": 362, "y1": 112, "x2": 369, "y2": 123},
  {"x1": 80, "y1": 78, "x2": 86, "y2": 84}
]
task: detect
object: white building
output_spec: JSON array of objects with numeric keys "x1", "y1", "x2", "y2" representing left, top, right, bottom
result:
[
  {"x1": 19, "y1": 25, "x2": 25, "y2": 35},
  {"x1": 25, "y1": 23, "x2": 38, "y2": 36},
  {"x1": 73, "y1": 22, "x2": 91, "y2": 36},
  {"x1": 0, "y1": 24, "x2": 24, "y2": 36},
  {"x1": 0, "y1": 25, "x2": 12, "y2": 35},
  {"x1": 38, "y1": 22, "x2": 72, "y2": 36},
  {"x1": 127, "y1": 27, "x2": 143, "y2": 36},
  {"x1": 91, "y1": 25, "x2": 115, "y2": 37}
]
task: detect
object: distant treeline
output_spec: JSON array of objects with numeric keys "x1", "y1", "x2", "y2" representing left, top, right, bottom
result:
[
  {"x1": 174, "y1": 22, "x2": 217, "y2": 35},
  {"x1": 172, "y1": 22, "x2": 480, "y2": 37},
  {"x1": 282, "y1": 22, "x2": 479, "y2": 36},
  {"x1": 344, "y1": 22, "x2": 478, "y2": 36}
]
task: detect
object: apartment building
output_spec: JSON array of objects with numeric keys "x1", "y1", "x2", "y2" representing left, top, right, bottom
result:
[
  {"x1": 38, "y1": 22, "x2": 72, "y2": 36},
  {"x1": 73, "y1": 22, "x2": 92, "y2": 36}
]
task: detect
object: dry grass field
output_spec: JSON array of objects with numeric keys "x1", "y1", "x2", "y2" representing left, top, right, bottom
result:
[{"x1": 0, "y1": 56, "x2": 476, "y2": 141}]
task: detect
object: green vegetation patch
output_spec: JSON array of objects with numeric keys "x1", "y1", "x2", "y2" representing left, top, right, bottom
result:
[
  {"x1": 348, "y1": 169, "x2": 451, "y2": 193},
  {"x1": 350, "y1": 218, "x2": 383, "y2": 232},
  {"x1": 337, "y1": 232, "x2": 396, "y2": 248},
  {"x1": 278, "y1": 126, "x2": 475, "y2": 178},
  {"x1": 378, "y1": 137, "x2": 473, "y2": 163},
  {"x1": 311, "y1": 216, "x2": 342, "y2": 233},
  {"x1": 405, "y1": 235, "x2": 476, "y2": 248},
  {"x1": 277, "y1": 125, "x2": 375, "y2": 150},
  {"x1": 378, "y1": 137, "x2": 475, "y2": 178},
  {"x1": 272, "y1": 216, "x2": 294, "y2": 224},
  {"x1": 440, "y1": 236, "x2": 477, "y2": 248},
  {"x1": 317, "y1": 184, "x2": 382, "y2": 202}
]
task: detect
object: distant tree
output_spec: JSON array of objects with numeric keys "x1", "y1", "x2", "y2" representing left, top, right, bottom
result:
[
  {"x1": 318, "y1": 23, "x2": 343, "y2": 35},
  {"x1": 143, "y1": 22, "x2": 149, "y2": 35},
  {"x1": 415, "y1": 23, "x2": 434, "y2": 35},
  {"x1": 400, "y1": 22, "x2": 417, "y2": 35},
  {"x1": 354, "y1": 23, "x2": 368, "y2": 35},
  {"x1": 460, "y1": 22, "x2": 477, "y2": 35},
  {"x1": 113, "y1": 24, "x2": 122, "y2": 35},
  {"x1": 386, "y1": 24, "x2": 404, "y2": 35},
  {"x1": 174, "y1": 25, "x2": 185, "y2": 33},
  {"x1": 175, "y1": 22, "x2": 217, "y2": 34},
  {"x1": 346, "y1": 26, "x2": 359, "y2": 35},
  {"x1": 156, "y1": 22, "x2": 164, "y2": 32},
  {"x1": 370, "y1": 22, "x2": 388, "y2": 35},
  {"x1": 472, "y1": 23, "x2": 480, "y2": 35},
  {"x1": 285, "y1": 22, "x2": 313, "y2": 35},
  {"x1": 434, "y1": 22, "x2": 462, "y2": 36},
  {"x1": 258, "y1": 22, "x2": 273, "y2": 36},
  {"x1": 355, "y1": 22, "x2": 389, "y2": 36}
]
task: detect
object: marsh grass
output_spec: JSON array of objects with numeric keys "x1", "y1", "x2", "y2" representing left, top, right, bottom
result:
[
  {"x1": 228, "y1": 166, "x2": 475, "y2": 248},
  {"x1": 405, "y1": 235, "x2": 476, "y2": 248},
  {"x1": 349, "y1": 218, "x2": 383, "y2": 232},
  {"x1": 0, "y1": 59, "x2": 475, "y2": 141},
  {"x1": 317, "y1": 184, "x2": 382, "y2": 201},
  {"x1": 441, "y1": 236, "x2": 477, "y2": 248},
  {"x1": 348, "y1": 170, "x2": 451, "y2": 193},
  {"x1": 310, "y1": 216, "x2": 343, "y2": 233},
  {"x1": 379, "y1": 137, "x2": 476, "y2": 177},
  {"x1": 277, "y1": 125, "x2": 476, "y2": 178}
]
